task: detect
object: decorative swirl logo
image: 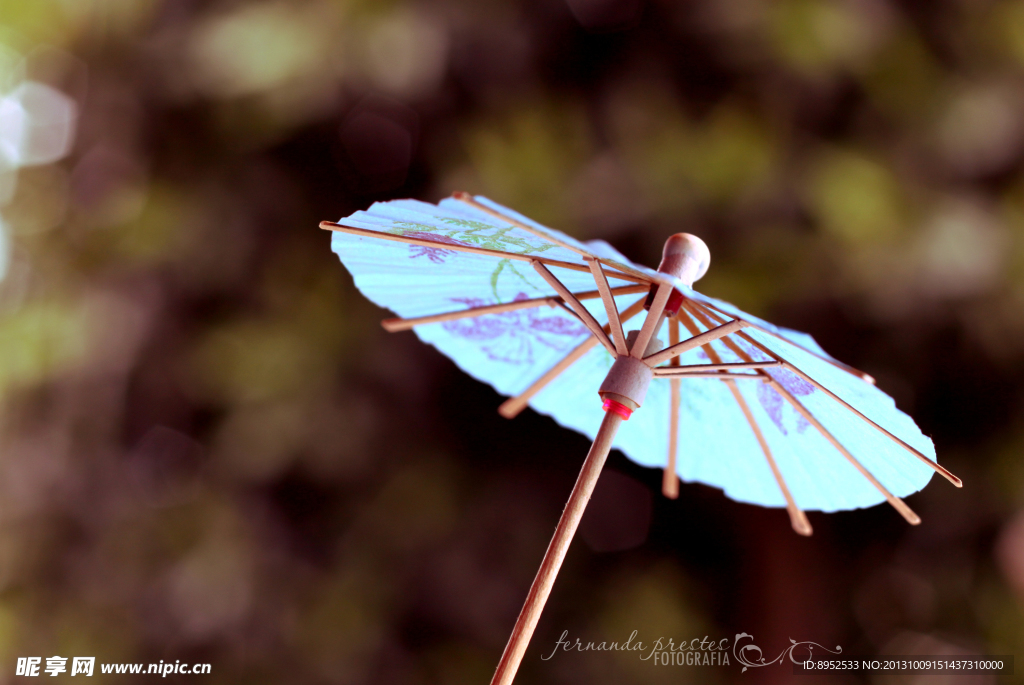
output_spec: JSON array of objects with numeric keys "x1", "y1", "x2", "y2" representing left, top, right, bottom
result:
[{"x1": 732, "y1": 633, "x2": 842, "y2": 673}]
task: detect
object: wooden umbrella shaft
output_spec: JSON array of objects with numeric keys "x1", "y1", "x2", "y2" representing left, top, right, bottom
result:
[{"x1": 489, "y1": 411, "x2": 625, "y2": 685}]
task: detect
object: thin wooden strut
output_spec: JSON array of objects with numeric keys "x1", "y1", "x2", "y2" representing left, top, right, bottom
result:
[
  {"x1": 653, "y1": 361, "x2": 783, "y2": 376},
  {"x1": 768, "y1": 377, "x2": 921, "y2": 525},
  {"x1": 642, "y1": 318, "x2": 748, "y2": 367},
  {"x1": 730, "y1": 380, "x2": 813, "y2": 535},
  {"x1": 685, "y1": 300, "x2": 921, "y2": 525},
  {"x1": 697, "y1": 299, "x2": 876, "y2": 384},
  {"x1": 380, "y1": 284, "x2": 648, "y2": 332},
  {"x1": 655, "y1": 372, "x2": 768, "y2": 380},
  {"x1": 689, "y1": 300, "x2": 962, "y2": 489},
  {"x1": 586, "y1": 258, "x2": 629, "y2": 356},
  {"x1": 680, "y1": 300, "x2": 770, "y2": 371},
  {"x1": 453, "y1": 192, "x2": 592, "y2": 258},
  {"x1": 451, "y1": 192, "x2": 654, "y2": 284},
  {"x1": 531, "y1": 260, "x2": 616, "y2": 356},
  {"x1": 747, "y1": 338, "x2": 961, "y2": 487},
  {"x1": 631, "y1": 282, "x2": 672, "y2": 359},
  {"x1": 320, "y1": 221, "x2": 650, "y2": 284},
  {"x1": 550, "y1": 300, "x2": 581, "y2": 321},
  {"x1": 676, "y1": 305, "x2": 811, "y2": 535},
  {"x1": 497, "y1": 297, "x2": 648, "y2": 418}
]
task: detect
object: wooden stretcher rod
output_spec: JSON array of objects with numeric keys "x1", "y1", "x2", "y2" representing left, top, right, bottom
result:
[
  {"x1": 697, "y1": 299, "x2": 876, "y2": 384},
  {"x1": 531, "y1": 260, "x2": 616, "y2": 356},
  {"x1": 497, "y1": 298, "x2": 648, "y2": 418},
  {"x1": 630, "y1": 282, "x2": 672, "y2": 359},
  {"x1": 381, "y1": 284, "x2": 648, "y2": 331},
  {"x1": 586, "y1": 258, "x2": 629, "y2": 356},
  {"x1": 642, "y1": 318, "x2": 748, "y2": 367},
  {"x1": 654, "y1": 372, "x2": 768, "y2": 380},
  {"x1": 726, "y1": 379, "x2": 813, "y2": 536},
  {"x1": 652, "y1": 361, "x2": 782, "y2": 375}
]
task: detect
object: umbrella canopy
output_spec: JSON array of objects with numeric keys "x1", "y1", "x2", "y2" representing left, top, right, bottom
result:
[{"x1": 324, "y1": 193, "x2": 958, "y2": 522}]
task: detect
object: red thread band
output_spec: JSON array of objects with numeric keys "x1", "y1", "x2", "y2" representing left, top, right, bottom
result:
[{"x1": 602, "y1": 397, "x2": 633, "y2": 420}]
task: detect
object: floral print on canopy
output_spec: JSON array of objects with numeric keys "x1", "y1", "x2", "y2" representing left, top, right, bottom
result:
[
  {"x1": 694, "y1": 341, "x2": 815, "y2": 435},
  {"x1": 757, "y1": 367, "x2": 814, "y2": 434},
  {"x1": 403, "y1": 231, "x2": 474, "y2": 263},
  {"x1": 392, "y1": 217, "x2": 558, "y2": 263},
  {"x1": 442, "y1": 293, "x2": 589, "y2": 364}
]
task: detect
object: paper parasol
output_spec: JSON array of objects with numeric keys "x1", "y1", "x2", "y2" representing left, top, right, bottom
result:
[{"x1": 321, "y1": 193, "x2": 960, "y2": 685}]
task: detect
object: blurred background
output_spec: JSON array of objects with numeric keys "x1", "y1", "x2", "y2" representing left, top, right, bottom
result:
[{"x1": 0, "y1": 0, "x2": 1022, "y2": 682}]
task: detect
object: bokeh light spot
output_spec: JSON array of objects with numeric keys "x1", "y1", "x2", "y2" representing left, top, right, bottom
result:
[
  {"x1": 189, "y1": 3, "x2": 336, "y2": 99},
  {"x1": 806, "y1": 148, "x2": 905, "y2": 245}
]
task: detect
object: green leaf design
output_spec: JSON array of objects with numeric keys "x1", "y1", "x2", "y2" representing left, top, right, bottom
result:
[
  {"x1": 389, "y1": 220, "x2": 557, "y2": 256},
  {"x1": 388, "y1": 219, "x2": 561, "y2": 305}
]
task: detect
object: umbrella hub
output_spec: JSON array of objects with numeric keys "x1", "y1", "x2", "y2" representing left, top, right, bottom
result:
[
  {"x1": 599, "y1": 237, "x2": 706, "y2": 420},
  {"x1": 599, "y1": 331, "x2": 664, "y2": 419}
]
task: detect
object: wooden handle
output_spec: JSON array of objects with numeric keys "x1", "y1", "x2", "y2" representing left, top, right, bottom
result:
[
  {"x1": 489, "y1": 411, "x2": 624, "y2": 685},
  {"x1": 663, "y1": 315, "x2": 680, "y2": 499}
]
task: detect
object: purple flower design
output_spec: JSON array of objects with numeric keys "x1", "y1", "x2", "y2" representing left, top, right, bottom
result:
[
  {"x1": 442, "y1": 293, "x2": 589, "y2": 364},
  {"x1": 694, "y1": 341, "x2": 815, "y2": 435},
  {"x1": 404, "y1": 231, "x2": 472, "y2": 263},
  {"x1": 756, "y1": 367, "x2": 814, "y2": 435}
]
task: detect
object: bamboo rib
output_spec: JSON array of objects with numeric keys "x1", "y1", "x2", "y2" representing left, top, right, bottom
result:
[
  {"x1": 642, "y1": 318, "x2": 748, "y2": 367},
  {"x1": 453, "y1": 191, "x2": 591, "y2": 258},
  {"x1": 531, "y1": 261, "x2": 616, "y2": 356},
  {"x1": 653, "y1": 361, "x2": 783, "y2": 376},
  {"x1": 683, "y1": 301, "x2": 920, "y2": 525},
  {"x1": 680, "y1": 300, "x2": 766, "y2": 367},
  {"x1": 739, "y1": 334, "x2": 962, "y2": 488},
  {"x1": 677, "y1": 306, "x2": 812, "y2": 535},
  {"x1": 727, "y1": 380, "x2": 812, "y2": 536},
  {"x1": 586, "y1": 258, "x2": 628, "y2": 356},
  {"x1": 381, "y1": 284, "x2": 648, "y2": 331},
  {"x1": 768, "y1": 378, "x2": 920, "y2": 525},
  {"x1": 550, "y1": 300, "x2": 581, "y2": 321},
  {"x1": 320, "y1": 221, "x2": 650, "y2": 284},
  {"x1": 655, "y1": 372, "x2": 768, "y2": 380},
  {"x1": 675, "y1": 304, "x2": 723, "y2": 361},
  {"x1": 451, "y1": 192, "x2": 654, "y2": 284},
  {"x1": 689, "y1": 301, "x2": 962, "y2": 489},
  {"x1": 497, "y1": 298, "x2": 648, "y2": 419},
  {"x1": 664, "y1": 315, "x2": 680, "y2": 499},
  {"x1": 631, "y1": 282, "x2": 672, "y2": 359},
  {"x1": 669, "y1": 319, "x2": 680, "y2": 368},
  {"x1": 697, "y1": 299, "x2": 876, "y2": 384}
]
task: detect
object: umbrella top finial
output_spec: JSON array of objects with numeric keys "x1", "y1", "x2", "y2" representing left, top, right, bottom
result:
[{"x1": 659, "y1": 233, "x2": 710, "y2": 287}]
